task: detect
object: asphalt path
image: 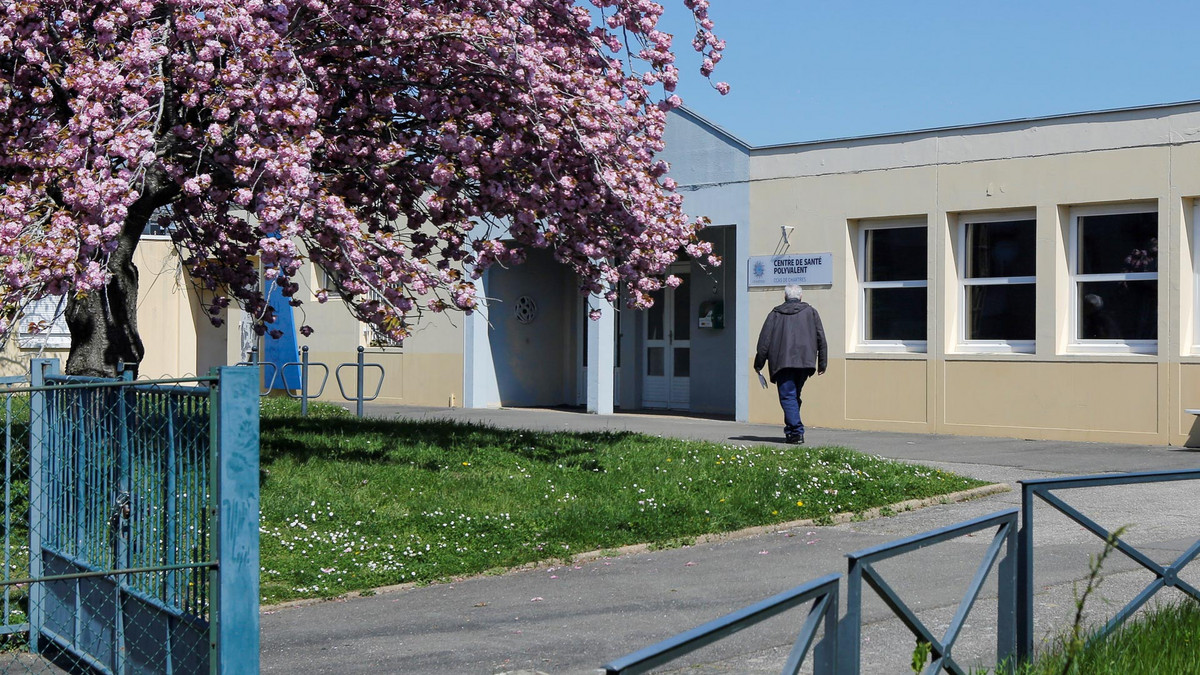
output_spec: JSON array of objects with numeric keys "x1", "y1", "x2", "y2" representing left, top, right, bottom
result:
[{"x1": 260, "y1": 406, "x2": 1200, "y2": 674}]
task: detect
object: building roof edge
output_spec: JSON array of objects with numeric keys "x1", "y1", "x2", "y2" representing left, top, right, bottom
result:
[
  {"x1": 747, "y1": 99, "x2": 1200, "y2": 153},
  {"x1": 672, "y1": 106, "x2": 753, "y2": 150}
]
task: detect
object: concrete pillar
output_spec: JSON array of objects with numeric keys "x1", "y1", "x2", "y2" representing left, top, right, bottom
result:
[
  {"x1": 463, "y1": 271, "x2": 501, "y2": 408},
  {"x1": 735, "y1": 222, "x2": 750, "y2": 422},
  {"x1": 586, "y1": 294, "x2": 615, "y2": 414}
]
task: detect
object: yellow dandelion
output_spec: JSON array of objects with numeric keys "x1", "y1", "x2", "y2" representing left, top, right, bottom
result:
[
  {"x1": 462, "y1": 462, "x2": 470, "y2": 466},
  {"x1": 797, "y1": 501, "x2": 804, "y2": 507}
]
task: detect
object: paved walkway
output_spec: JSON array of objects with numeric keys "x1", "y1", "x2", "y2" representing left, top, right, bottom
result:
[{"x1": 260, "y1": 405, "x2": 1200, "y2": 674}]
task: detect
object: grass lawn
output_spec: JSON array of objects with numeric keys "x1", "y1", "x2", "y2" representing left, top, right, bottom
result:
[
  {"x1": 258, "y1": 400, "x2": 987, "y2": 603},
  {"x1": 1010, "y1": 599, "x2": 1200, "y2": 674}
]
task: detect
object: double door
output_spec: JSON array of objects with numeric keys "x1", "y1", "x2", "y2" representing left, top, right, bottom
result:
[{"x1": 643, "y1": 271, "x2": 690, "y2": 409}]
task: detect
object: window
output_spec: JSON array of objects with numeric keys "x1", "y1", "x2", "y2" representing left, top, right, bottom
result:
[
  {"x1": 1069, "y1": 206, "x2": 1157, "y2": 352},
  {"x1": 17, "y1": 296, "x2": 70, "y2": 349},
  {"x1": 311, "y1": 264, "x2": 339, "y2": 301},
  {"x1": 364, "y1": 287, "x2": 407, "y2": 349},
  {"x1": 959, "y1": 214, "x2": 1036, "y2": 351},
  {"x1": 859, "y1": 221, "x2": 927, "y2": 350},
  {"x1": 142, "y1": 205, "x2": 177, "y2": 238}
]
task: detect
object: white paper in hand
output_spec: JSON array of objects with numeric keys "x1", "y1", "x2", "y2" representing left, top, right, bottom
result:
[{"x1": 757, "y1": 372, "x2": 768, "y2": 389}]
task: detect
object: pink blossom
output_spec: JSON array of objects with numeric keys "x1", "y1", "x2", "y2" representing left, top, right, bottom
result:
[{"x1": 0, "y1": 0, "x2": 725, "y2": 352}]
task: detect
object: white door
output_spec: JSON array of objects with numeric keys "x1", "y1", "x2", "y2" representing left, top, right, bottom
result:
[{"x1": 642, "y1": 271, "x2": 691, "y2": 410}]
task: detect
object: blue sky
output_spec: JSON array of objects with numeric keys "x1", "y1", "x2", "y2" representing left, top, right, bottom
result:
[{"x1": 657, "y1": 0, "x2": 1200, "y2": 146}]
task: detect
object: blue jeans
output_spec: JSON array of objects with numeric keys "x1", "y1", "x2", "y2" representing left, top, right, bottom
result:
[{"x1": 775, "y1": 368, "x2": 814, "y2": 438}]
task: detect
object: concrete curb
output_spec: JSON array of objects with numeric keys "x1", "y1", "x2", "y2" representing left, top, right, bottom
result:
[{"x1": 260, "y1": 482, "x2": 1010, "y2": 614}]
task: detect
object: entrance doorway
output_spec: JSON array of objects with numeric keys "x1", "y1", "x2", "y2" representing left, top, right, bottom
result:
[{"x1": 642, "y1": 270, "x2": 690, "y2": 409}]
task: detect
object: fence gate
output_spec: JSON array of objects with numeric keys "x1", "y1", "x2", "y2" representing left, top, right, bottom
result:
[{"x1": 0, "y1": 360, "x2": 259, "y2": 674}]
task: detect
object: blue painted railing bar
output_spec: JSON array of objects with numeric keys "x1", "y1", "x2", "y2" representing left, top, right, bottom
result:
[
  {"x1": 336, "y1": 346, "x2": 386, "y2": 417},
  {"x1": 841, "y1": 509, "x2": 1018, "y2": 675},
  {"x1": 0, "y1": 375, "x2": 30, "y2": 640},
  {"x1": 602, "y1": 572, "x2": 840, "y2": 675},
  {"x1": 1016, "y1": 469, "x2": 1200, "y2": 665},
  {"x1": 212, "y1": 365, "x2": 261, "y2": 675},
  {"x1": 27, "y1": 358, "x2": 52, "y2": 655}
]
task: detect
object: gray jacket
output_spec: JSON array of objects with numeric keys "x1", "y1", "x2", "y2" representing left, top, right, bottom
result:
[{"x1": 754, "y1": 300, "x2": 827, "y2": 382}]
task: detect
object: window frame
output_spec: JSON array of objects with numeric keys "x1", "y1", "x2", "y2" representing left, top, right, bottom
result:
[
  {"x1": 17, "y1": 296, "x2": 70, "y2": 350},
  {"x1": 1194, "y1": 201, "x2": 1200, "y2": 354},
  {"x1": 857, "y1": 219, "x2": 928, "y2": 353},
  {"x1": 1190, "y1": 199, "x2": 1200, "y2": 353},
  {"x1": 956, "y1": 211, "x2": 1037, "y2": 354},
  {"x1": 1067, "y1": 203, "x2": 1158, "y2": 355}
]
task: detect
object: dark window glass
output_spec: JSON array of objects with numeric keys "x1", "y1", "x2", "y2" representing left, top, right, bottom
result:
[
  {"x1": 865, "y1": 287, "x2": 926, "y2": 341},
  {"x1": 646, "y1": 291, "x2": 664, "y2": 341},
  {"x1": 865, "y1": 227, "x2": 926, "y2": 282},
  {"x1": 614, "y1": 310, "x2": 621, "y2": 368},
  {"x1": 1078, "y1": 280, "x2": 1157, "y2": 340},
  {"x1": 673, "y1": 348, "x2": 690, "y2": 377},
  {"x1": 1078, "y1": 213, "x2": 1158, "y2": 275},
  {"x1": 673, "y1": 274, "x2": 690, "y2": 342},
  {"x1": 647, "y1": 347, "x2": 664, "y2": 376},
  {"x1": 966, "y1": 285, "x2": 1036, "y2": 341},
  {"x1": 966, "y1": 219, "x2": 1036, "y2": 278}
]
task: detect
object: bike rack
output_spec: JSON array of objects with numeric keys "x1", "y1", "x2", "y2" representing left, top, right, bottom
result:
[
  {"x1": 335, "y1": 346, "x2": 385, "y2": 417},
  {"x1": 235, "y1": 348, "x2": 278, "y2": 397},
  {"x1": 280, "y1": 346, "x2": 330, "y2": 416}
]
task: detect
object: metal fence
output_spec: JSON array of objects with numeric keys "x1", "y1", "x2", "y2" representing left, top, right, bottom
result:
[
  {"x1": 842, "y1": 510, "x2": 1017, "y2": 675},
  {"x1": 604, "y1": 574, "x2": 839, "y2": 675},
  {"x1": 1017, "y1": 469, "x2": 1200, "y2": 664},
  {"x1": 603, "y1": 472, "x2": 1199, "y2": 674},
  {"x1": 0, "y1": 360, "x2": 260, "y2": 674}
]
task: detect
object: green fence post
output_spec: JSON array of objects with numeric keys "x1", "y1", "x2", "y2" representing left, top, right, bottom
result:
[
  {"x1": 27, "y1": 358, "x2": 58, "y2": 655},
  {"x1": 210, "y1": 366, "x2": 260, "y2": 674}
]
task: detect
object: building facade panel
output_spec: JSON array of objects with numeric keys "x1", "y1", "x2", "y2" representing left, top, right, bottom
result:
[
  {"x1": 942, "y1": 360, "x2": 1159, "y2": 436},
  {"x1": 842, "y1": 358, "x2": 928, "y2": 425}
]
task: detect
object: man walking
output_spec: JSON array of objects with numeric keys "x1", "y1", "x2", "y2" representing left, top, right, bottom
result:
[{"x1": 754, "y1": 285, "x2": 827, "y2": 444}]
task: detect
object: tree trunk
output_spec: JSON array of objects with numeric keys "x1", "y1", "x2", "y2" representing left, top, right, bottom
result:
[
  {"x1": 64, "y1": 174, "x2": 177, "y2": 378},
  {"x1": 64, "y1": 225, "x2": 145, "y2": 378}
]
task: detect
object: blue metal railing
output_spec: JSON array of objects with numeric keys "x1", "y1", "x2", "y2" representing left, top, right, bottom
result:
[
  {"x1": 604, "y1": 467, "x2": 1200, "y2": 674},
  {"x1": 33, "y1": 361, "x2": 220, "y2": 672},
  {"x1": 843, "y1": 509, "x2": 1017, "y2": 675},
  {"x1": 602, "y1": 573, "x2": 840, "y2": 675},
  {"x1": 0, "y1": 360, "x2": 261, "y2": 673},
  {"x1": 1017, "y1": 469, "x2": 1200, "y2": 664}
]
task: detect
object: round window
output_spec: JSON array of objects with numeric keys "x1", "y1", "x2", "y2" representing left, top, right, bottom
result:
[{"x1": 515, "y1": 295, "x2": 538, "y2": 324}]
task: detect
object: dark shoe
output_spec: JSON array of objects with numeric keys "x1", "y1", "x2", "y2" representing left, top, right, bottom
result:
[{"x1": 785, "y1": 435, "x2": 805, "y2": 445}]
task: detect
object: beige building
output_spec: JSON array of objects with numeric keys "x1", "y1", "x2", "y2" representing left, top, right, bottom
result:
[
  {"x1": 3, "y1": 237, "x2": 464, "y2": 409},
  {"x1": 748, "y1": 101, "x2": 1200, "y2": 447},
  {"x1": 10, "y1": 101, "x2": 1200, "y2": 445}
]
